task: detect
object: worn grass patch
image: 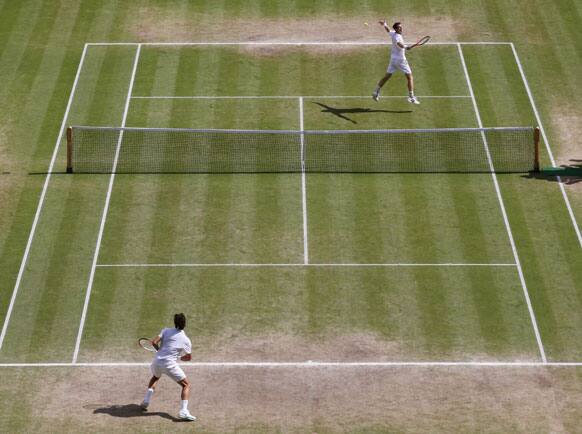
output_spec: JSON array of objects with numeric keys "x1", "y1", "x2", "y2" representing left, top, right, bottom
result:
[
  {"x1": 128, "y1": 10, "x2": 471, "y2": 43},
  {"x1": 1, "y1": 366, "x2": 574, "y2": 433}
]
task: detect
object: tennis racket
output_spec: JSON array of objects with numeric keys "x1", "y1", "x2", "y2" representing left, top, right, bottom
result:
[
  {"x1": 408, "y1": 35, "x2": 431, "y2": 50},
  {"x1": 138, "y1": 338, "x2": 158, "y2": 352}
]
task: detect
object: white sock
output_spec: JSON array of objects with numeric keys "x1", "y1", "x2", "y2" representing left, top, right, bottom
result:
[
  {"x1": 409, "y1": 91, "x2": 414, "y2": 97},
  {"x1": 374, "y1": 86, "x2": 380, "y2": 93},
  {"x1": 144, "y1": 388, "x2": 154, "y2": 403},
  {"x1": 180, "y1": 399, "x2": 188, "y2": 412}
]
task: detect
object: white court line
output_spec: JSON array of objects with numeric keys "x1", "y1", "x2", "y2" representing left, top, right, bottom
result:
[
  {"x1": 131, "y1": 95, "x2": 472, "y2": 99},
  {"x1": 299, "y1": 97, "x2": 309, "y2": 264},
  {"x1": 72, "y1": 44, "x2": 142, "y2": 363},
  {"x1": 86, "y1": 41, "x2": 514, "y2": 46},
  {"x1": 0, "y1": 361, "x2": 582, "y2": 368},
  {"x1": 458, "y1": 44, "x2": 547, "y2": 363},
  {"x1": 510, "y1": 43, "x2": 581, "y2": 248},
  {"x1": 0, "y1": 44, "x2": 90, "y2": 352},
  {"x1": 96, "y1": 263, "x2": 517, "y2": 268}
]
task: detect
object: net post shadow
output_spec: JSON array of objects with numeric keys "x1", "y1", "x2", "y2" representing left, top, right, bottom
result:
[{"x1": 521, "y1": 159, "x2": 582, "y2": 184}]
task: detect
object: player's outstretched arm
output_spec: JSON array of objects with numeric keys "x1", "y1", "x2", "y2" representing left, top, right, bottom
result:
[{"x1": 378, "y1": 19, "x2": 391, "y2": 34}]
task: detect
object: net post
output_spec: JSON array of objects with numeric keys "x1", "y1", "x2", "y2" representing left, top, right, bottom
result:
[
  {"x1": 66, "y1": 126, "x2": 73, "y2": 173},
  {"x1": 533, "y1": 126, "x2": 540, "y2": 172}
]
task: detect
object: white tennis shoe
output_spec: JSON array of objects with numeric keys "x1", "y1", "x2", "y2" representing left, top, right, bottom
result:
[
  {"x1": 140, "y1": 400, "x2": 149, "y2": 410},
  {"x1": 372, "y1": 90, "x2": 380, "y2": 101},
  {"x1": 408, "y1": 96, "x2": 420, "y2": 104},
  {"x1": 178, "y1": 410, "x2": 197, "y2": 421}
]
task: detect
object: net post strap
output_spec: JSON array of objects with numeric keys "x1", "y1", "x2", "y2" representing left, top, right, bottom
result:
[
  {"x1": 534, "y1": 127, "x2": 540, "y2": 172},
  {"x1": 66, "y1": 126, "x2": 73, "y2": 173}
]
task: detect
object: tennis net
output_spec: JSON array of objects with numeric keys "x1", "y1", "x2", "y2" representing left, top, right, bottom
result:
[{"x1": 66, "y1": 126, "x2": 540, "y2": 173}]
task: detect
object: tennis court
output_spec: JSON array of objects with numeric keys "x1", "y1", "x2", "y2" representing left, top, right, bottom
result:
[{"x1": 1, "y1": 38, "x2": 581, "y2": 432}]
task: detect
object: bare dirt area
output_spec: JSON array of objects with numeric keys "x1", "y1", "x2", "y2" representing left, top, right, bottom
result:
[
  {"x1": 190, "y1": 332, "x2": 405, "y2": 362},
  {"x1": 128, "y1": 8, "x2": 470, "y2": 45},
  {"x1": 0, "y1": 121, "x2": 15, "y2": 173},
  {"x1": 7, "y1": 365, "x2": 577, "y2": 433},
  {"x1": 0, "y1": 121, "x2": 23, "y2": 247},
  {"x1": 82, "y1": 331, "x2": 537, "y2": 364}
]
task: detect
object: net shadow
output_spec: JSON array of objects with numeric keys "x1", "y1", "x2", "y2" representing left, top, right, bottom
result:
[
  {"x1": 313, "y1": 102, "x2": 412, "y2": 124},
  {"x1": 521, "y1": 159, "x2": 582, "y2": 185}
]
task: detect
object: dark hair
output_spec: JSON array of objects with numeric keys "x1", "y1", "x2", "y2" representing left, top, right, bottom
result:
[
  {"x1": 174, "y1": 313, "x2": 186, "y2": 330},
  {"x1": 393, "y1": 22, "x2": 401, "y2": 31}
]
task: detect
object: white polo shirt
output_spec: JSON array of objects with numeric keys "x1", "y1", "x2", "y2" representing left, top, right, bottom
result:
[
  {"x1": 154, "y1": 328, "x2": 192, "y2": 366},
  {"x1": 390, "y1": 31, "x2": 406, "y2": 60}
]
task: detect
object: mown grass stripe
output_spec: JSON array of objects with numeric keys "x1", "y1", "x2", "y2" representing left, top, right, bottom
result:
[
  {"x1": 0, "y1": 45, "x2": 90, "y2": 357},
  {"x1": 0, "y1": 0, "x2": 45, "y2": 103},
  {"x1": 24, "y1": 177, "x2": 97, "y2": 360},
  {"x1": 84, "y1": 47, "x2": 175, "y2": 355},
  {"x1": 0, "y1": 2, "x2": 26, "y2": 93},
  {"x1": 0, "y1": 0, "x2": 128, "y2": 357},
  {"x1": 442, "y1": 176, "x2": 499, "y2": 350},
  {"x1": 500, "y1": 176, "x2": 582, "y2": 360},
  {"x1": 133, "y1": 48, "x2": 185, "y2": 330},
  {"x1": 459, "y1": 43, "x2": 547, "y2": 363},
  {"x1": 72, "y1": 44, "x2": 142, "y2": 363},
  {"x1": 397, "y1": 175, "x2": 454, "y2": 354},
  {"x1": 510, "y1": 42, "x2": 582, "y2": 248}
]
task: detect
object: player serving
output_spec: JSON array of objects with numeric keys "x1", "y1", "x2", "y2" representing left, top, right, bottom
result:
[
  {"x1": 372, "y1": 20, "x2": 420, "y2": 104},
  {"x1": 140, "y1": 313, "x2": 197, "y2": 421}
]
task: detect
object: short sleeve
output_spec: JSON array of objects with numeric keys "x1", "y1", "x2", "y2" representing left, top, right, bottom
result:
[
  {"x1": 183, "y1": 337, "x2": 192, "y2": 354},
  {"x1": 158, "y1": 328, "x2": 165, "y2": 339}
]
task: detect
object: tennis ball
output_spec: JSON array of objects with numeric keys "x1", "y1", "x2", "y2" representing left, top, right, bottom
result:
[{"x1": 364, "y1": 22, "x2": 369, "y2": 26}]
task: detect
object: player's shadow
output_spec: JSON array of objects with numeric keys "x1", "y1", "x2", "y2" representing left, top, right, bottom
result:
[
  {"x1": 90, "y1": 404, "x2": 184, "y2": 422},
  {"x1": 522, "y1": 159, "x2": 582, "y2": 185},
  {"x1": 313, "y1": 102, "x2": 412, "y2": 124}
]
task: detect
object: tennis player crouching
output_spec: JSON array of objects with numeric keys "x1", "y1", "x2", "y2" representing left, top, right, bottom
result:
[
  {"x1": 373, "y1": 20, "x2": 420, "y2": 104},
  {"x1": 141, "y1": 313, "x2": 196, "y2": 421}
]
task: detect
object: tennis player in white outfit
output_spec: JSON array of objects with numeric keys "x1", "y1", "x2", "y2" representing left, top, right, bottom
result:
[
  {"x1": 373, "y1": 20, "x2": 420, "y2": 104},
  {"x1": 140, "y1": 313, "x2": 196, "y2": 421}
]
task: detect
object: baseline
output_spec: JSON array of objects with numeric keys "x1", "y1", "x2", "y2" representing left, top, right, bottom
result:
[{"x1": 0, "y1": 361, "x2": 581, "y2": 368}]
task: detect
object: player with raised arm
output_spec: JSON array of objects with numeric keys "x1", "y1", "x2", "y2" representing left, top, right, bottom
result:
[
  {"x1": 140, "y1": 313, "x2": 197, "y2": 421},
  {"x1": 372, "y1": 20, "x2": 420, "y2": 104}
]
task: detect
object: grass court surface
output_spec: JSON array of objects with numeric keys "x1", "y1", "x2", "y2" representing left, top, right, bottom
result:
[{"x1": 0, "y1": 1, "x2": 581, "y2": 433}]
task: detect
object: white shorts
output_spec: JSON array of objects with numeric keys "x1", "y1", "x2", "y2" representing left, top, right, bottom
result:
[
  {"x1": 151, "y1": 360, "x2": 186, "y2": 382},
  {"x1": 387, "y1": 58, "x2": 412, "y2": 74}
]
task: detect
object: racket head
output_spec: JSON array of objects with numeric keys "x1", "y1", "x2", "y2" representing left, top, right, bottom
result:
[
  {"x1": 138, "y1": 337, "x2": 157, "y2": 352},
  {"x1": 416, "y1": 35, "x2": 431, "y2": 46}
]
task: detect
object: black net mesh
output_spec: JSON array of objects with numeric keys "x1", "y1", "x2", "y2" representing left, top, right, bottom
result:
[{"x1": 69, "y1": 126, "x2": 536, "y2": 173}]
